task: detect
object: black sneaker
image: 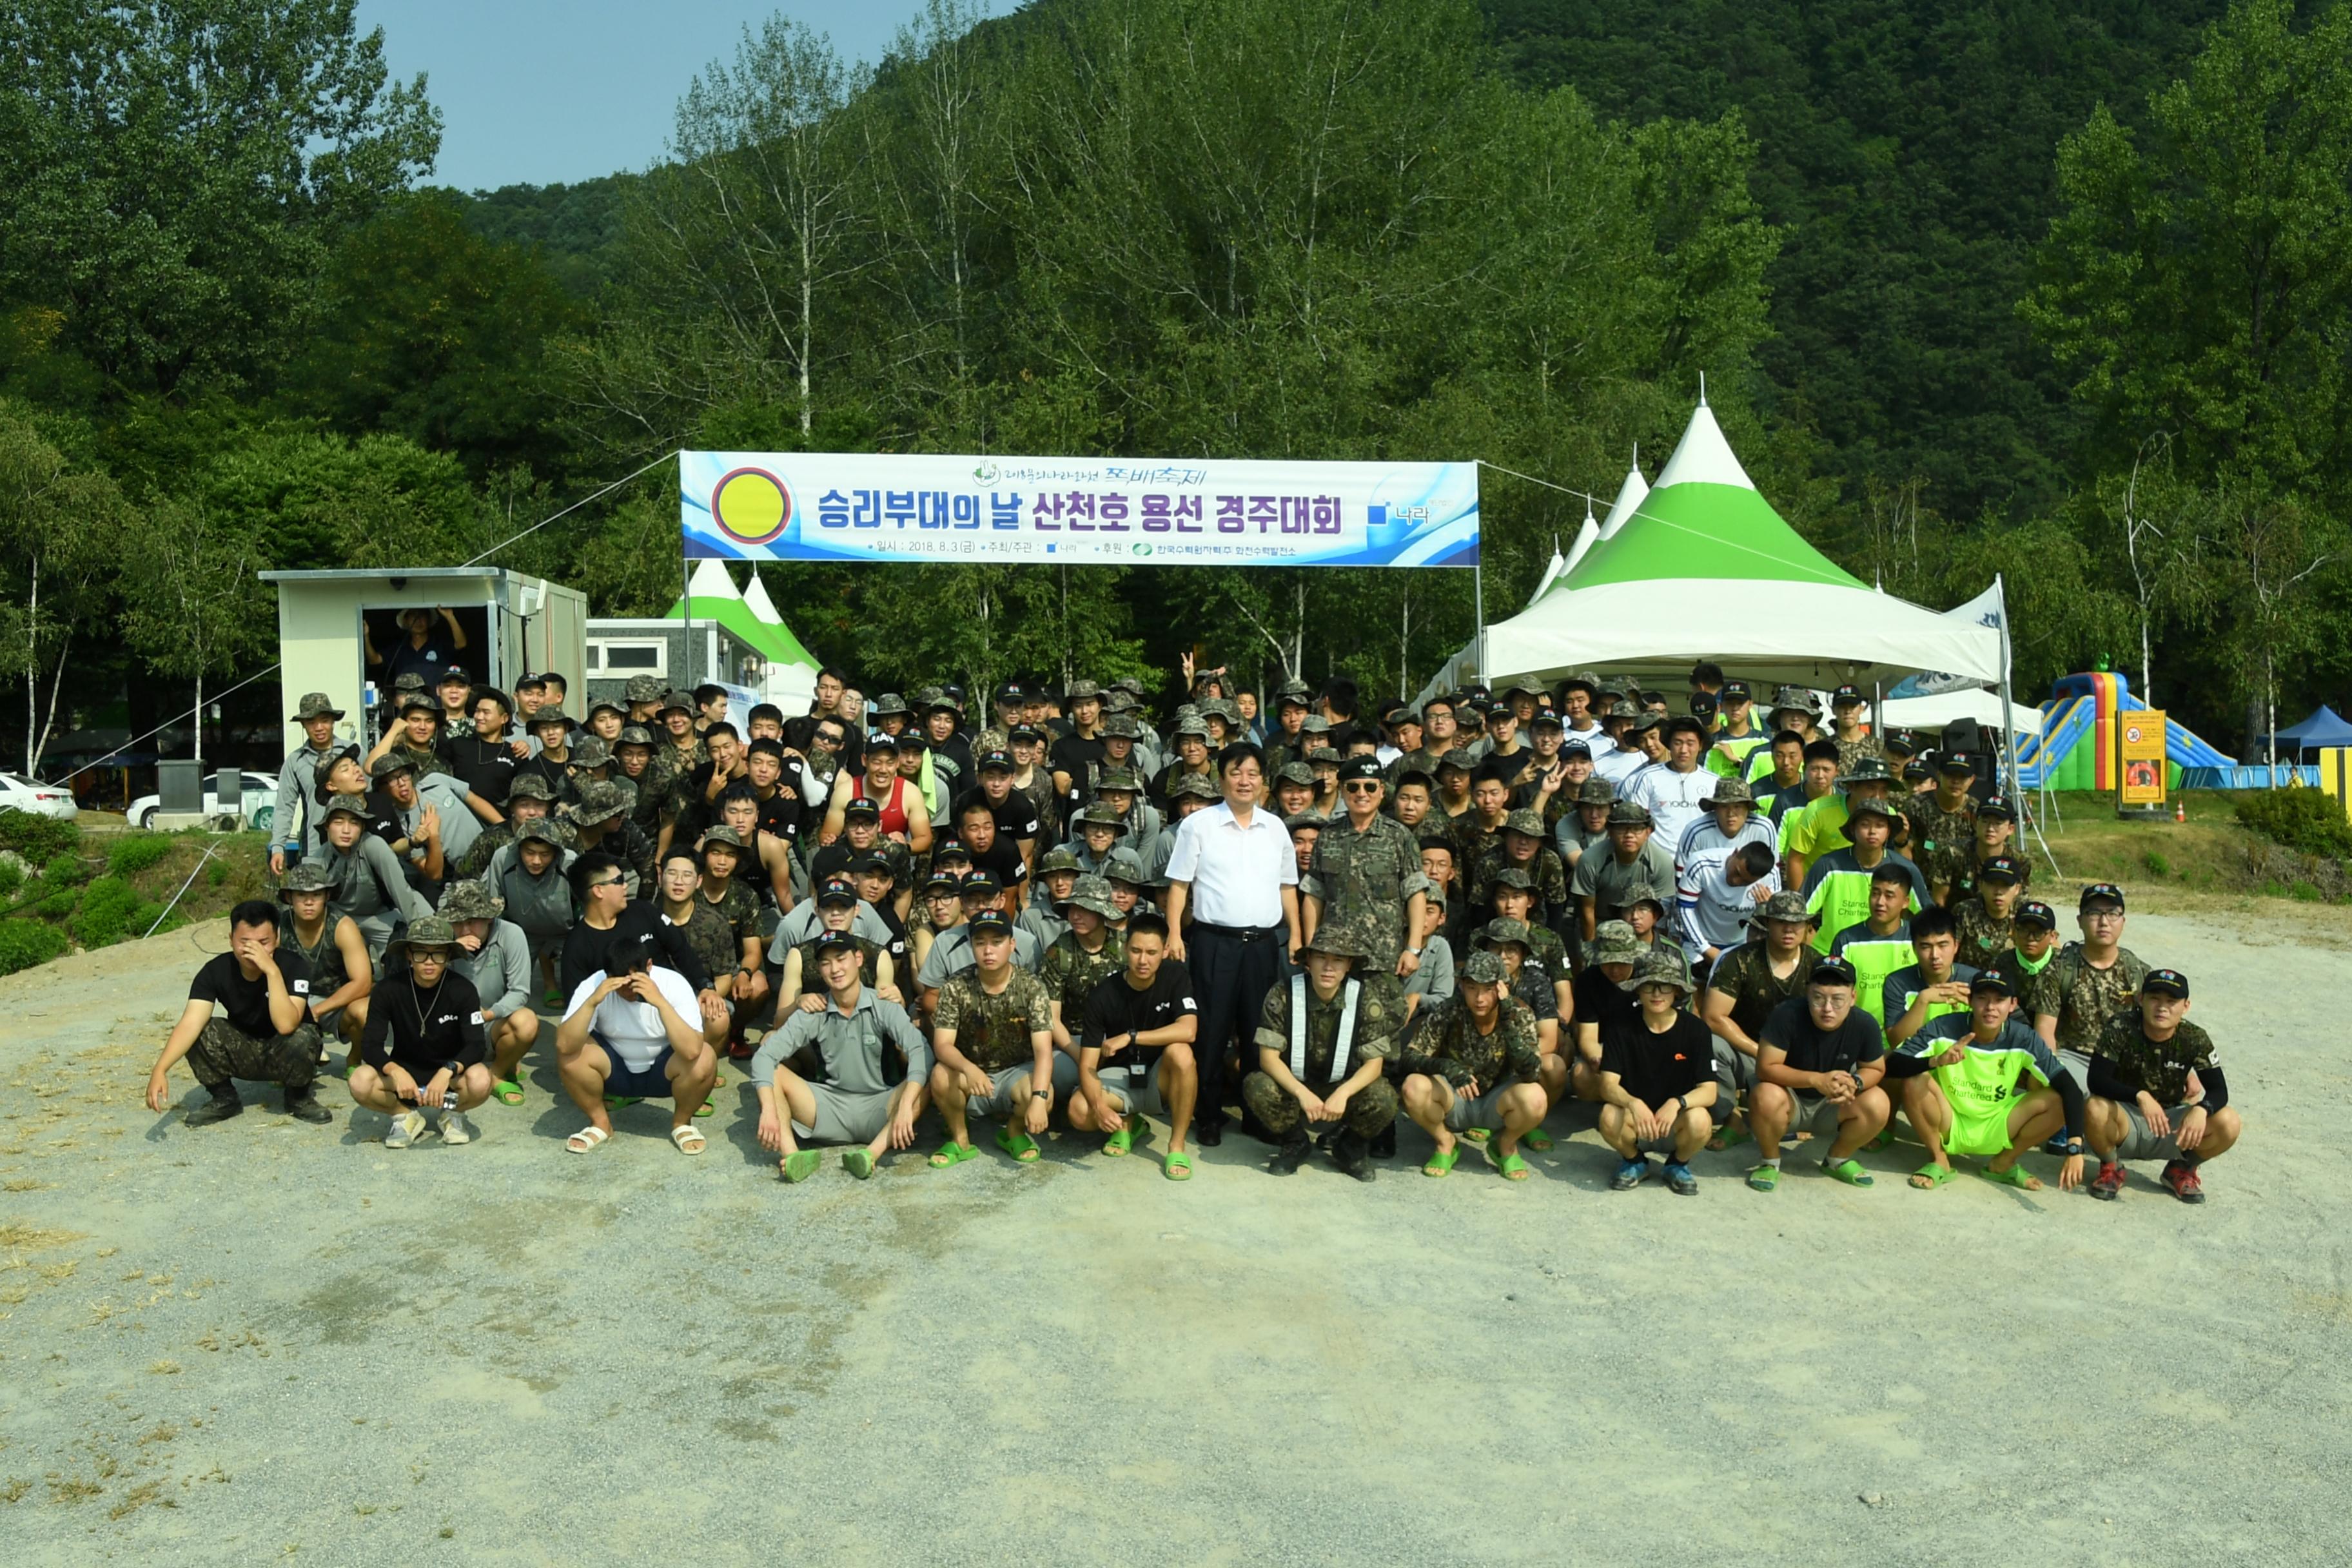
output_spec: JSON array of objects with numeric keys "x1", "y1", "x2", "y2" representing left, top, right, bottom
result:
[
  {"x1": 1369, "y1": 1122, "x2": 1397, "y2": 1160},
  {"x1": 184, "y1": 1093, "x2": 244, "y2": 1127},
  {"x1": 1268, "y1": 1133, "x2": 1312, "y2": 1175},
  {"x1": 1331, "y1": 1132, "x2": 1376, "y2": 1183},
  {"x1": 1193, "y1": 1112, "x2": 1224, "y2": 1148},
  {"x1": 283, "y1": 1092, "x2": 333, "y2": 1125}
]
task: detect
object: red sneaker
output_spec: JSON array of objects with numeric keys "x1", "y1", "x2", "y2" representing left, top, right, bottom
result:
[
  {"x1": 725, "y1": 1035, "x2": 754, "y2": 1061},
  {"x1": 2089, "y1": 1161, "x2": 2126, "y2": 1201},
  {"x1": 2160, "y1": 1159, "x2": 2206, "y2": 1204}
]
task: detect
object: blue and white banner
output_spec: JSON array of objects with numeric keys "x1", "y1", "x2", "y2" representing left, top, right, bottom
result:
[{"x1": 680, "y1": 451, "x2": 1479, "y2": 568}]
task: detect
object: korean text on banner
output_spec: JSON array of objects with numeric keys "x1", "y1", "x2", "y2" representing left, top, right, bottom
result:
[{"x1": 679, "y1": 452, "x2": 1480, "y2": 569}]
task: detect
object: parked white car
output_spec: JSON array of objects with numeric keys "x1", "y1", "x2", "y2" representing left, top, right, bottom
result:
[
  {"x1": 1, "y1": 772, "x2": 79, "y2": 821},
  {"x1": 128, "y1": 772, "x2": 279, "y2": 832}
]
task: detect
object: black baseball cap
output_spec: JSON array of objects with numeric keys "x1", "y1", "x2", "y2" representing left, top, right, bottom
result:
[
  {"x1": 2079, "y1": 882, "x2": 2126, "y2": 912},
  {"x1": 2013, "y1": 899, "x2": 2057, "y2": 930},
  {"x1": 1977, "y1": 855, "x2": 2025, "y2": 885},
  {"x1": 1810, "y1": 956, "x2": 1858, "y2": 988},
  {"x1": 1938, "y1": 750, "x2": 1976, "y2": 774},
  {"x1": 810, "y1": 929, "x2": 860, "y2": 959},
  {"x1": 1968, "y1": 970, "x2": 2014, "y2": 997},
  {"x1": 1721, "y1": 680, "x2": 1750, "y2": 700},
  {"x1": 815, "y1": 877, "x2": 859, "y2": 907},
  {"x1": 1977, "y1": 794, "x2": 2016, "y2": 821},
  {"x1": 977, "y1": 749, "x2": 1015, "y2": 773},
  {"x1": 967, "y1": 908, "x2": 1013, "y2": 938},
  {"x1": 960, "y1": 872, "x2": 1002, "y2": 900},
  {"x1": 1831, "y1": 683, "x2": 1865, "y2": 706},
  {"x1": 842, "y1": 797, "x2": 881, "y2": 819},
  {"x1": 862, "y1": 730, "x2": 900, "y2": 754},
  {"x1": 1338, "y1": 756, "x2": 1384, "y2": 783},
  {"x1": 923, "y1": 872, "x2": 963, "y2": 897},
  {"x1": 2142, "y1": 968, "x2": 2190, "y2": 999}
]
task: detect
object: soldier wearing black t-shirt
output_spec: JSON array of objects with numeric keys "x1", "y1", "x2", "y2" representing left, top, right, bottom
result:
[
  {"x1": 1568, "y1": 921, "x2": 1643, "y2": 1103},
  {"x1": 146, "y1": 901, "x2": 330, "y2": 1128},
  {"x1": 1069, "y1": 912, "x2": 1200, "y2": 1178},
  {"x1": 1597, "y1": 951, "x2": 1719, "y2": 1193},
  {"x1": 1749, "y1": 956, "x2": 1889, "y2": 1191},
  {"x1": 348, "y1": 917, "x2": 496, "y2": 1149},
  {"x1": 437, "y1": 687, "x2": 525, "y2": 814}
]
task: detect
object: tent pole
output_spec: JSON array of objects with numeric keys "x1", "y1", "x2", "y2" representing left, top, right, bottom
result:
[
  {"x1": 1995, "y1": 574, "x2": 2021, "y2": 800},
  {"x1": 1473, "y1": 560, "x2": 1486, "y2": 683},
  {"x1": 681, "y1": 545, "x2": 694, "y2": 691}
]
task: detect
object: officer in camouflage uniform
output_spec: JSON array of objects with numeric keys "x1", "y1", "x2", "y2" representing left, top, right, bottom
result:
[
  {"x1": 1469, "y1": 807, "x2": 1571, "y2": 929},
  {"x1": 1950, "y1": 854, "x2": 2025, "y2": 972},
  {"x1": 1903, "y1": 750, "x2": 1981, "y2": 901},
  {"x1": 1243, "y1": 920, "x2": 1405, "y2": 1181},
  {"x1": 1036, "y1": 876, "x2": 1127, "y2": 1054},
  {"x1": 928, "y1": 908, "x2": 1066, "y2": 1164},
  {"x1": 1397, "y1": 947, "x2": 1548, "y2": 1178},
  {"x1": 1304, "y1": 756, "x2": 1430, "y2": 975}
]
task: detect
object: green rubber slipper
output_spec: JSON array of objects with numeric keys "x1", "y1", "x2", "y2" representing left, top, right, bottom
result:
[
  {"x1": 779, "y1": 1149, "x2": 821, "y2": 1183},
  {"x1": 1459, "y1": 1126, "x2": 1491, "y2": 1144},
  {"x1": 604, "y1": 1095, "x2": 642, "y2": 1109},
  {"x1": 1866, "y1": 1127, "x2": 1897, "y2": 1152},
  {"x1": 1102, "y1": 1119, "x2": 1136, "y2": 1157},
  {"x1": 995, "y1": 1126, "x2": 1041, "y2": 1163},
  {"x1": 1162, "y1": 1150, "x2": 1193, "y2": 1181},
  {"x1": 1708, "y1": 1121, "x2": 1752, "y2": 1151},
  {"x1": 1520, "y1": 1126, "x2": 1554, "y2": 1152},
  {"x1": 1977, "y1": 1162, "x2": 2042, "y2": 1191},
  {"x1": 493, "y1": 1078, "x2": 525, "y2": 1106},
  {"x1": 1821, "y1": 1155, "x2": 1875, "y2": 1187},
  {"x1": 929, "y1": 1141, "x2": 981, "y2": 1168},
  {"x1": 1747, "y1": 1164, "x2": 1781, "y2": 1192},
  {"x1": 1422, "y1": 1146, "x2": 1460, "y2": 1179},
  {"x1": 842, "y1": 1148, "x2": 875, "y2": 1181},
  {"x1": 1491, "y1": 1148, "x2": 1531, "y2": 1181},
  {"x1": 1909, "y1": 1161, "x2": 1958, "y2": 1190}
]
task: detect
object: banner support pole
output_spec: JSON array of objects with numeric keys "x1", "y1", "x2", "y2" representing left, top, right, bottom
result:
[
  {"x1": 681, "y1": 544, "x2": 694, "y2": 691},
  {"x1": 1473, "y1": 561, "x2": 1486, "y2": 683}
]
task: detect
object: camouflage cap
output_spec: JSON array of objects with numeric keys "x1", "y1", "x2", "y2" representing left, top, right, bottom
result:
[
  {"x1": 1489, "y1": 865, "x2": 1533, "y2": 890},
  {"x1": 1459, "y1": 948, "x2": 1509, "y2": 986},
  {"x1": 1708, "y1": 776, "x2": 1754, "y2": 805},
  {"x1": 1300, "y1": 714, "x2": 1332, "y2": 735},
  {"x1": 1074, "y1": 803, "x2": 1130, "y2": 835},
  {"x1": 1306, "y1": 747, "x2": 1344, "y2": 767},
  {"x1": 1846, "y1": 794, "x2": 1896, "y2": 821},
  {"x1": 1102, "y1": 689, "x2": 1137, "y2": 713},
  {"x1": 1624, "y1": 710, "x2": 1661, "y2": 734},
  {"x1": 1064, "y1": 678, "x2": 1102, "y2": 701},
  {"x1": 1112, "y1": 676, "x2": 1146, "y2": 696},
  {"x1": 870, "y1": 691, "x2": 910, "y2": 718},
  {"x1": 700, "y1": 824, "x2": 746, "y2": 848},
  {"x1": 569, "y1": 734, "x2": 613, "y2": 769},
  {"x1": 296, "y1": 692, "x2": 345, "y2": 721},
  {"x1": 1035, "y1": 847, "x2": 1083, "y2": 876},
  {"x1": 616, "y1": 724, "x2": 657, "y2": 749},
  {"x1": 513, "y1": 819, "x2": 565, "y2": 847},
  {"x1": 1587, "y1": 920, "x2": 1643, "y2": 966},
  {"x1": 1575, "y1": 778, "x2": 1616, "y2": 807},
  {"x1": 1300, "y1": 920, "x2": 1373, "y2": 965},
  {"x1": 276, "y1": 863, "x2": 335, "y2": 897},
  {"x1": 1605, "y1": 698, "x2": 1641, "y2": 720},
  {"x1": 1093, "y1": 767, "x2": 1143, "y2": 794},
  {"x1": 507, "y1": 774, "x2": 556, "y2": 801},
  {"x1": 1606, "y1": 799, "x2": 1653, "y2": 827},
  {"x1": 623, "y1": 674, "x2": 665, "y2": 703},
  {"x1": 1171, "y1": 715, "x2": 1212, "y2": 741},
  {"x1": 1274, "y1": 761, "x2": 1317, "y2": 787},
  {"x1": 1101, "y1": 848, "x2": 1150, "y2": 885},
  {"x1": 1101, "y1": 712, "x2": 1142, "y2": 739},
  {"x1": 1754, "y1": 890, "x2": 1814, "y2": 926},
  {"x1": 656, "y1": 689, "x2": 694, "y2": 716},
  {"x1": 1502, "y1": 807, "x2": 1546, "y2": 839},
  {"x1": 1836, "y1": 754, "x2": 1894, "y2": 786},
  {"x1": 1059, "y1": 874, "x2": 1122, "y2": 921},
  {"x1": 1476, "y1": 917, "x2": 1533, "y2": 953},
  {"x1": 1437, "y1": 748, "x2": 1479, "y2": 774},
  {"x1": 1284, "y1": 811, "x2": 1328, "y2": 831},
  {"x1": 1618, "y1": 948, "x2": 1695, "y2": 995},
  {"x1": 1170, "y1": 774, "x2": 1220, "y2": 802},
  {"x1": 388, "y1": 915, "x2": 458, "y2": 956},
  {"x1": 436, "y1": 878, "x2": 505, "y2": 922},
  {"x1": 1769, "y1": 685, "x2": 1818, "y2": 715},
  {"x1": 571, "y1": 779, "x2": 629, "y2": 826},
  {"x1": 367, "y1": 752, "x2": 415, "y2": 779},
  {"x1": 1273, "y1": 678, "x2": 1313, "y2": 703},
  {"x1": 529, "y1": 705, "x2": 574, "y2": 730},
  {"x1": 1200, "y1": 697, "x2": 1241, "y2": 725},
  {"x1": 395, "y1": 691, "x2": 441, "y2": 717},
  {"x1": 391, "y1": 671, "x2": 429, "y2": 694},
  {"x1": 322, "y1": 792, "x2": 371, "y2": 821}
]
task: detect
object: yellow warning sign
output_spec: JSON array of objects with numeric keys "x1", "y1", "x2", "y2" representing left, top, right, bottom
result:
[{"x1": 2119, "y1": 710, "x2": 2167, "y2": 808}]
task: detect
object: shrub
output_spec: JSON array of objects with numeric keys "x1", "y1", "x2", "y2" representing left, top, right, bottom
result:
[
  {"x1": 206, "y1": 861, "x2": 229, "y2": 887},
  {"x1": 106, "y1": 834, "x2": 176, "y2": 877},
  {"x1": 0, "y1": 859, "x2": 21, "y2": 899},
  {"x1": 0, "y1": 918, "x2": 68, "y2": 976},
  {"x1": 2142, "y1": 850, "x2": 2171, "y2": 877},
  {"x1": 0, "y1": 810, "x2": 77, "y2": 864},
  {"x1": 41, "y1": 851, "x2": 92, "y2": 888},
  {"x1": 71, "y1": 876, "x2": 144, "y2": 948},
  {"x1": 2234, "y1": 787, "x2": 2352, "y2": 860}
]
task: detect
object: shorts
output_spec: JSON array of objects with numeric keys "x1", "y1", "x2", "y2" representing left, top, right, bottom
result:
[
  {"x1": 1943, "y1": 1098, "x2": 2017, "y2": 1158},
  {"x1": 966, "y1": 1054, "x2": 1080, "y2": 1119},
  {"x1": 794, "y1": 1084, "x2": 897, "y2": 1144},
  {"x1": 1786, "y1": 1094, "x2": 1848, "y2": 1139},
  {"x1": 598, "y1": 1039, "x2": 676, "y2": 1099},
  {"x1": 2115, "y1": 1103, "x2": 2197, "y2": 1163},
  {"x1": 1442, "y1": 1083, "x2": 1519, "y2": 1133},
  {"x1": 2058, "y1": 1048, "x2": 2093, "y2": 1096},
  {"x1": 1710, "y1": 1040, "x2": 1758, "y2": 1125},
  {"x1": 1099, "y1": 1057, "x2": 1168, "y2": 1117}
]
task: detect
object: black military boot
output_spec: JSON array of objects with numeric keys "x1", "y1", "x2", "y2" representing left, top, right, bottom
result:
[
  {"x1": 283, "y1": 1088, "x2": 334, "y2": 1124},
  {"x1": 183, "y1": 1090, "x2": 244, "y2": 1127},
  {"x1": 1330, "y1": 1131, "x2": 1377, "y2": 1182},
  {"x1": 1369, "y1": 1121, "x2": 1397, "y2": 1160},
  {"x1": 1268, "y1": 1127, "x2": 1312, "y2": 1175}
]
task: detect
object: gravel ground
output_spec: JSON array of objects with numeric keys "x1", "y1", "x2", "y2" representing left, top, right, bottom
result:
[{"x1": 0, "y1": 908, "x2": 2344, "y2": 1564}]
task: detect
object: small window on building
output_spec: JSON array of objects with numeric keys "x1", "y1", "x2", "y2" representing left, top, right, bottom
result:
[{"x1": 589, "y1": 639, "x2": 666, "y2": 678}]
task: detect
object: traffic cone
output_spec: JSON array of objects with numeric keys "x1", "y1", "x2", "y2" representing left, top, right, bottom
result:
[{"x1": 2174, "y1": 799, "x2": 2186, "y2": 823}]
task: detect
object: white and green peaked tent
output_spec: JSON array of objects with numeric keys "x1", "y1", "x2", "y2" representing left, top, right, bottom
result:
[
  {"x1": 667, "y1": 560, "x2": 823, "y2": 705},
  {"x1": 1474, "y1": 398, "x2": 2003, "y2": 688}
]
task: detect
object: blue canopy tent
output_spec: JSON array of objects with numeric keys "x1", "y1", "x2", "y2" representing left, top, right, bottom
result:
[{"x1": 2272, "y1": 705, "x2": 2352, "y2": 756}]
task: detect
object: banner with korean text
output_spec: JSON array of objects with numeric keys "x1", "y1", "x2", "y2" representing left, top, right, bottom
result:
[{"x1": 680, "y1": 451, "x2": 1479, "y2": 568}]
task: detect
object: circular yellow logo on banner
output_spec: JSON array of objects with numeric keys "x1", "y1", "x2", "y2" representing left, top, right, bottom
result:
[{"x1": 711, "y1": 468, "x2": 790, "y2": 545}]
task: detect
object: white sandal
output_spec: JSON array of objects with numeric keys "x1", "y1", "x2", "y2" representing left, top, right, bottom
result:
[
  {"x1": 670, "y1": 1123, "x2": 707, "y2": 1155},
  {"x1": 565, "y1": 1125, "x2": 612, "y2": 1153}
]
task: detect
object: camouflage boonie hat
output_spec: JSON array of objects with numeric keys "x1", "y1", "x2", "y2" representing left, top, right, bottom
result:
[
  {"x1": 1170, "y1": 774, "x2": 1220, "y2": 802},
  {"x1": 1101, "y1": 848, "x2": 1150, "y2": 885},
  {"x1": 391, "y1": 671, "x2": 428, "y2": 694},
  {"x1": 1112, "y1": 676, "x2": 1146, "y2": 696},
  {"x1": 656, "y1": 689, "x2": 694, "y2": 716},
  {"x1": 529, "y1": 705, "x2": 573, "y2": 730},
  {"x1": 616, "y1": 724, "x2": 657, "y2": 749},
  {"x1": 1035, "y1": 847, "x2": 1083, "y2": 876},
  {"x1": 1754, "y1": 890, "x2": 1814, "y2": 926},
  {"x1": 1300, "y1": 714, "x2": 1332, "y2": 735},
  {"x1": 1489, "y1": 865, "x2": 1533, "y2": 890},
  {"x1": 1300, "y1": 920, "x2": 1373, "y2": 965},
  {"x1": 1058, "y1": 874, "x2": 1121, "y2": 921},
  {"x1": 1437, "y1": 748, "x2": 1479, "y2": 773},
  {"x1": 1171, "y1": 715, "x2": 1211, "y2": 741},
  {"x1": 571, "y1": 779, "x2": 629, "y2": 826},
  {"x1": 1459, "y1": 949, "x2": 1509, "y2": 986},
  {"x1": 1769, "y1": 685, "x2": 1818, "y2": 715},
  {"x1": 1837, "y1": 755, "x2": 1894, "y2": 785},
  {"x1": 1619, "y1": 948, "x2": 1695, "y2": 995},
  {"x1": 395, "y1": 691, "x2": 438, "y2": 716},
  {"x1": 1575, "y1": 778, "x2": 1616, "y2": 806},
  {"x1": 870, "y1": 692, "x2": 910, "y2": 718},
  {"x1": 1606, "y1": 799, "x2": 1653, "y2": 827},
  {"x1": 1476, "y1": 917, "x2": 1534, "y2": 953},
  {"x1": 700, "y1": 824, "x2": 745, "y2": 848},
  {"x1": 1846, "y1": 794, "x2": 1896, "y2": 821},
  {"x1": 1273, "y1": 678, "x2": 1313, "y2": 703},
  {"x1": 569, "y1": 734, "x2": 612, "y2": 769},
  {"x1": 368, "y1": 752, "x2": 415, "y2": 779},
  {"x1": 276, "y1": 863, "x2": 335, "y2": 898},
  {"x1": 1502, "y1": 807, "x2": 1546, "y2": 838},
  {"x1": 296, "y1": 692, "x2": 345, "y2": 721},
  {"x1": 387, "y1": 915, "x2": 458, "y2": 959},
  {"x1": 1093, "y1": 767, "x2": 1143, "y2": 793},
  {"x1": 507, "y1": 774, "x2": 556, "y2": 801},
  {"x1": 437, "y1": 879, "x2": 504, "y2": 922},
  {"x1": 1074, "y1": 803, "x2": 1129, "y2": 835},
  {"x1": 1064, "y1": 678, "x2": 1102, "y2": 702},
  {"x1": 1101, "y1": 712, "x2": 1142, "y2": 739},
  {"x1": 1200, "y1": 698, "x2": 1241, "y2": 727},
  {"x1": 623, "y1": 674, "x2": 665, "y2": 703},
  {"x1": 322, "y1": 792, "x2": 370, "y2": 821},
  {"x1": 513, "y1": 819, "x2": 565, "y2": 847},
  {"x1": 1605, "y1": 698, "x2": 1641, "y2": 720},
  {"x1": 1102, "y1": 688, "x2": 1137, "y2": 712},
  {"x1": 1275, "y1": 761, "x2": 1317, "y2": 787},
  {"x1": 1623, "y1": 710, "x2": 1661, "y2": 733},
  {"x1": 1709, "y1": 776, "x2": 1754, "y2": 805},
  {"x1": 1588, "y1": 919, "x2": 1642, "y2": 966},
  {"x1": 1306, "y1": 747, "x2": 1344, "y2": 767}
]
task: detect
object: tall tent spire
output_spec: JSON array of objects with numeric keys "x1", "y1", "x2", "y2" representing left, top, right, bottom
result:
[
  {"x1": 1595, "y1": 451, "x2": 1650, "y2": 542},
  {"x1": 742, "y1": 565, "x2": 785, "y2": 625},
  {"x1": 1649, "y1": 397, "x2": 1755, "y2": 492},
  {"x1": 686, "y1": 557, "x2": 743, "y2": 602}
]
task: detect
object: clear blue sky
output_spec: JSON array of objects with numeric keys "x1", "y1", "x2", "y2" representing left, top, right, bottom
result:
[{"x1": 356, "y1": 1, "x2": 1014, "y2": 192}]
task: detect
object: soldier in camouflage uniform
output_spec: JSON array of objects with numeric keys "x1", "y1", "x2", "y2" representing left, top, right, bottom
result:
[
  {"x1": 643, "y1": 690, "x2": 707, "y2": 803},
  {"x1": 689, "y1": 826, "x2": 773, "y2": 1010},
  {"x1": 1903, "y1": 751, "x2": 1981, "y2": 901},
  {"x1": 1485, "y1": 868, "x2": 1570, "y2": 983},
  {"x1": 614, "y1": 725, "x2": 661, "y2": 834},
  {"x1": 1260, "y1": 679, "x2": 1315, "y2": 774},
  {"x1": 927, "y1": 908, "x2": 1066, "y2": 1164},
  {"x1": 1243, "y1": 921, "x2": 1404, "y2": 1181},
  {"x1": 455, "y1": 774, "x2": 574, "y2": 880},
  {"x1": 1950, "y1": 854, "x2": 2025, "y2": 972},
  {"x1": 653, "y1": 847, "x2": 744, "y2": 1008},
  {"x1": 567, "y1": 779, "x2": 656, "y2": 892},
  {"x1": 1827, "y1": 683, "x2": 1886, "y2": 775},
  {"x1": 1037, "y1": 876, "x2": 1127, "y2": 1057},
  {"x1": 1398, "y1": 947, "x2": 1548, "y2": 1179},
  {"x1": 1021, "y1": 847, "x2": 1083, "y2": 950},
  {"x1": 375, "y1": 692, "x2": 451, "y2": 782},
  {"x1": 1270, "y1": 760, "x2": 1322, "y2": 821},
  {"x1": 1468, "y1": 806, "x2": 1571, "y2": 929},
  {"x1": 2035, "y1": 883, "x2": 2149, "y2": 1090},
  {"x1": 1304, "y1": 756, "x2": 1430, "y2": 975},
  {"x1": 1152, "y1": 716, "x2": 1217, "y2": 812},
  {"x1": 972, "y1": 682, "x2": 1024, "y2": 760},
  {"x1": 1992, "y1": 896, "x2": 2063, "y2": 1030}
]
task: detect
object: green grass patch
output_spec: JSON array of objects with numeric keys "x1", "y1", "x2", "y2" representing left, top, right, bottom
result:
[
  {"x1": 106, "y1": 834, "x2": 177, "y2": 876},
  {"x1": 0, "y1": 918, "x2": 69, "y2": 976}
]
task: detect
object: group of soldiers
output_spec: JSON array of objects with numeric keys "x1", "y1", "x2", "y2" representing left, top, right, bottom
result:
[{"x1": 144, "y1": 656, "x2": 2239, "y2": 1203}]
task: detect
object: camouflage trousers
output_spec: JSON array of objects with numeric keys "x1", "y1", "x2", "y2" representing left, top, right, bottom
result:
[
  {"x1": 186, "y1": 1018, "x2": 323, "y2": 1094},
  {"x1": 1242, "y1": 1072, "x2": 1399, "y2": 1139}
]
